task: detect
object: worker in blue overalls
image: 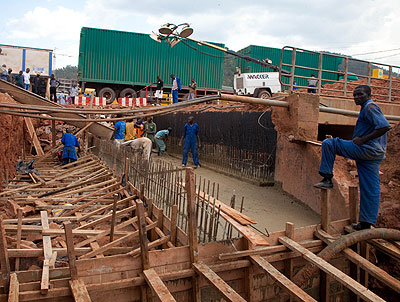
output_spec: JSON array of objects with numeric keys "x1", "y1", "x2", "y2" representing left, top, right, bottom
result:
[
  {"x1": 314, "y1": 85, "x2": 391, "y2": 230},
  {"x1": 180, "y1": 116, "x2": 201, "y2": 168},
  {"x1": 61, "y1": 128, "x2": 81, "y2": 165}
]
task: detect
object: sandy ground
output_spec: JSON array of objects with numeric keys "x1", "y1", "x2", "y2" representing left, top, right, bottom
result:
[{"x1": 154, "y1": 154, "x2": 320, "y2": 233}]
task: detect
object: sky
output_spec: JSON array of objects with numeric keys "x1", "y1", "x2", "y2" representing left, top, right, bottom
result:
[{"x1": 1, "y1": 0, "x2": 400, "y2": 69}]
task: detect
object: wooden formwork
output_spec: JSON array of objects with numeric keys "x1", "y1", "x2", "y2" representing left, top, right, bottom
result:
[{"x1": 0, "y1": 152, "x2": 399, "y2": 301}]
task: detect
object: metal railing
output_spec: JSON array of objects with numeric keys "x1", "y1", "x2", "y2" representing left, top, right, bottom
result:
[{"x1": 279, "y1": 46, "x2": 400, "y2": 102}]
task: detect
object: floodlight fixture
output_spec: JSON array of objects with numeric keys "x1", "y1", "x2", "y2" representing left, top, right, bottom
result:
[
  {"x1": 158, "y1": 24, "x2": 174, "y2": 35},
  {"x1": 178, "y1": 25, "x2": 193, "y2": 38},
  {"x1": 149, "y1": 31, "x2": 162, "y2": 43},
  {"x1": 170, "y1": 37, "x2": 181, "y2": 48}
]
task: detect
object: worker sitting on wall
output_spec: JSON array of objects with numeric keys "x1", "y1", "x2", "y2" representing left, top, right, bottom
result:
[
  {"x1": 61, "y1": 129, "x2": 81, "y2": 165},
  {"x1": 314, "y1": 85, "x2": 391, "y2": 230},
  {"x1": 155, "y1": 127, "x2": 172, "y2": 156},
  {"x1": 179, "y1": 116, "x2": 201, "y2": 168}
]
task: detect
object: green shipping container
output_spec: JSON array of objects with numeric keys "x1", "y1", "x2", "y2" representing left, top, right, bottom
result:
[
  {"x1": 78, "y1": 27, "x2": 225, "y2": 90},
  {"x1": 236, "y1": 45, "x2": 342, "y2": 88}
]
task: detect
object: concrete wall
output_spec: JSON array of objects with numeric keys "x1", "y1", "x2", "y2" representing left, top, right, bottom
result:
[{"x1": 272, "y1": 93, "x2": 349, "y2": 221}]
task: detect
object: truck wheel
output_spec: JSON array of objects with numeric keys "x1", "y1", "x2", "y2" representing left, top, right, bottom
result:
[
  {"x1": 258, "y1": 90, "x2": 271, "y2": 99},
  {"x1": 98, "y1": 87, "x2": 116, "y2": 104},
  {"x1": 120, "y1": 88, "x2": 137, "y2": 99}
]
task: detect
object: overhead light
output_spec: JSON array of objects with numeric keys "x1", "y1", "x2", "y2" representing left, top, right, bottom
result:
[
  {"x1": 149, "y1": 32, "x2": 161, "y2": 43},
  {"x1": 179, "y1": 25, "x2": 193, "y2": 38},
  {"x1": 159, "y1": 24, "x2": 173, "y2": 35},
  {"x1": 170, "y1": 37, "x2": 181, "y2": 48}
]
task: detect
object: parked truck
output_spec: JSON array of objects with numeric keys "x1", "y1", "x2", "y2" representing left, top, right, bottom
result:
[
  {"x1": 78, "y1": 27, "x2": 225, "y2": 103},
  {"x1": 0, "y1": 44, "x2": 53, "y2": 76}
]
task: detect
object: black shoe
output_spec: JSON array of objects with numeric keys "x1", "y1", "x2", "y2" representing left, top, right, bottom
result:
[
  {"x1": 351, "y1": 222, "x2": 371, "y2": 231},
  {"x1": 313, "y1": 178, "x2": 333, "y2": 189}
]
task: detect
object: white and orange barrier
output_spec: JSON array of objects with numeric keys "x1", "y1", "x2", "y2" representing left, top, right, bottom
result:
[
  {"x1": 118, "y1": 97, "x2": 147, "y2": 107},
  {"x1": 74, "y1": 96, "x2": 107, "y2": 106}
]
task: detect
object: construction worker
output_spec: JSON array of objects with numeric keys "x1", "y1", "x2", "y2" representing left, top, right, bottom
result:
[
  {"x1": 113, "y1": 114, "x2": 126, "y2": 144},
  {"x1": 23, "y1": 68, "x2": 30, "y2": 90},
  {"x1": 0, "y1": 64, "x2": 8, "y2": 80},
  {"x1": 14, "y1": 71, "x2": 24, "y2": 88},
  {"x1": 307, "y1": 74, "x2": 317, "y2": 93},
  {"x1": 134, "y1": 117, "x2": 145, "y2": 138},
  {"x1": 144, "y1": 117, "x2": 157, "y2": 148},
  {"x1": 50, "y1": 74, "x2": 60, "y2": 102},
  {"x1": 32, "y1": 73, "x2": 41, "y2": 95},
  {"x1": 155, "y1": 127, "x2": 172, "y2": 156},
  {"x1": 179, "y1": 116, "x2": 201, "y2": 168},
  {"x1": 154, "y1": 76, "x2": 163, "y2": 106},
  {"x1": 123, "y1": 137, "x2": 153, "y2": 162},
  {"x1": 125, "y1": 118, "x2": 136, "y2": 141},
  {"x1": 61, "y1": 129, "x2": 81, "y2": 165},
  {"x1": 314, "y1": 85, "x2": 391, "y2": 230},
  {"x1": 188, "y1": 78, "x2": 197, "y2": 100},
  {"x1": 170, "y1": 74, "x2": 181, "y2": 103}
]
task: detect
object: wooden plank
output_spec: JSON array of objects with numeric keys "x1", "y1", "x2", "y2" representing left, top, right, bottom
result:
[
  {"x1": 185, "y1": 168, "x2": 200, "y2": 302},
  {"x1": 250, "y1": 255, "x2": 317, "y2": 302},
  {"x1": 349, "y1": 186, "x2": 359, "y2": 224},
  {"x1": 69, "y1": 279, "x2": 92, "y2": 302},
  {"x1": 109, "y1": 194, "x2": 118, "y2": 242},
  {"x1": 193, "y1": 262, "x2": 246, "y2": 302},
  {"x1": 279, "y1": 236, "x2": 385, "y2": 302},
  {"x1": 143, "y1": 268, "x2": 176, "y2": 302},
  {"x1": 51, "y1": 120, "x2": 56, "y2": 148},
  {"x1": 40, "y1": 211, "x2": 52, "y2": 295},
  {"x1": 14, "y1": 208, "x2": 23, "y2": 271},
  {"x1": 64, "y1": 222, "x2": 78, "y2": 280},
  {"x1": 24, "y1": 117, "x2": 44, "y2": 156},
  {"x1": 320, "y1": 189, "x2": 330, "y2": 233},
  {"x1": 0, "y1": 217, "x2": 10, "y2": 289},
  {"x1": 136, "y1": 200, "x2": 150, "y2": 270},
  {"x1": 315, "y1": 230, "x2": 400, "y2": 294},
  {"x1": 8, "y1": 273, "x2": 19, "y2": 302},
  {"x1": 170, "y1": 205, "x2": 178, "y2": 246}
]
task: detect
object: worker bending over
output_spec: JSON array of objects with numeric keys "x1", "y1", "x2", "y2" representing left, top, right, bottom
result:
[
  {"x1": 122, "y1": 137, "x2": 152, "y2": 162},
  {"x1": 61, "y1": 129, "x2": 81, "y2": 165},
  {"x1": 180, "y1": 116, "x2": 201, "y2": 168},
  {"x1": 155, "y1": 127, "x2": 172, "y2": 156},
  {"x1": 314, "y1": 85, "x2": 390, "y2": 230}
]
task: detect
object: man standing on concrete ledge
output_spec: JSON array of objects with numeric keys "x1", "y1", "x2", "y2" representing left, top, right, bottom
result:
[{"x1": 314, "y1": 85, "x2": 391, "y2": 230}]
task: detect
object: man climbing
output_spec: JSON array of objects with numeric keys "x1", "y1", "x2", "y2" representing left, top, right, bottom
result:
[
  {"x1": 155, "y1": 127, "x2": 172, "y2": 156},
  {"x1": 61, "y1": 129, "x2": 81, "y2": 165},
  {"x1": 144, "y1": 117, "x2": 157, "y2": 148},
  {"x1": 179, "y1": 116, "x2": 201, "y2": 168},
  {"x1": 314, "y1": 85, "x2": 391, "y2": 230}
]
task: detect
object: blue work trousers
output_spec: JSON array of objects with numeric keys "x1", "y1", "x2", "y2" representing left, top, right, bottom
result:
[
  {"x1": 182, "y1": 138, "x2": 200, "y2": 166},
  {"x1": 172, "y1": 90, "x2": 179, "y2": 103},
  {"x1": 319, "y1": 138, "x2": 382, "y2": 225},
  {"x1": 155, "y1": 138, "x2": 166, "y2": 152}
]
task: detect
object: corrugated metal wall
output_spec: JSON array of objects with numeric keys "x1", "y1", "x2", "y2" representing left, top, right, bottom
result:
[
  {"x1": 236, "y1": 45, "x2": 342, "y2": 88},
  {"x1": 78, "y1": 27, "x2": 225, "y2": 89}
]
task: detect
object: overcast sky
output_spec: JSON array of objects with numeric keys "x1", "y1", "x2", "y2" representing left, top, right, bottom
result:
[{"x1": 1, "y1": 0, "x2": 400, "y2": 69}]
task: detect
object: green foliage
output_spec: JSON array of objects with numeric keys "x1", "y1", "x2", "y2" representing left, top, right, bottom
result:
[
  {"x1": 223, "y1": 54, "x2": 236, "y2": 87},
  {"x1": 54, "y1": 65, "x2": 78, "y2": 79}
]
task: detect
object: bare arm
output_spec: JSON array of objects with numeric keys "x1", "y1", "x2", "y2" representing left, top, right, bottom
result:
[{"x1": 353, "y1": 126, "x2": 391, "y2": 146}]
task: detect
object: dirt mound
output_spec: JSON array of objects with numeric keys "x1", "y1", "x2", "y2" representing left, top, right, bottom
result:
[
  {"x1": 321, "y1": 78, "x2": 400, "y2": 101},
  {"x1": 377, "y1": 122, "x2": 400, "y2": 229}
]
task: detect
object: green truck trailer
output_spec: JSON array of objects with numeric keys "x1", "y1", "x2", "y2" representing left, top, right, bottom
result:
[{"x1": 78, "y1": 27, "x2": 225, "y2": 103}]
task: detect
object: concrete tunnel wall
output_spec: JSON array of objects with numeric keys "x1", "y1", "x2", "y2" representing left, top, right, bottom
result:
[{"x1": 154, "y1": 95, "x2": 349, "y2": 220}]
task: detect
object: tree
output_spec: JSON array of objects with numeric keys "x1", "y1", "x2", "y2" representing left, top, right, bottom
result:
[{"x1": 54, "y1": 65, "x2": 78, "y2": 80}]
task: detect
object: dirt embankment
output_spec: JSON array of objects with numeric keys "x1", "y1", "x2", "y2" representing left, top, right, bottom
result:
[{"x1": 377, "y1": 122, "x2": 400, "y2": 229}]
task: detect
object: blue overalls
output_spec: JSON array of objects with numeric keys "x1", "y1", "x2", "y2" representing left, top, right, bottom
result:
[
  {"x1": 319, "y1": 100, "x2": 390, "y2": 225},
  {"x1": 61, "y1": 133, "x2": 80, "y2": 164},
  {"x1": 182, "y1": 123, "x2": 200, "y2": 166}
]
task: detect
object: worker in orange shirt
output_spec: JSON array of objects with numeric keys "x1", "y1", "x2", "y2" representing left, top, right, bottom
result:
[{"x1": 134, "y1": 117, "x2": 145, "y2": 138}]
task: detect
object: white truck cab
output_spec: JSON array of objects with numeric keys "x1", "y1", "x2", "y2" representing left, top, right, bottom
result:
[{"x1": 234, "y1": 69, "x2": 281, "y2": 99}]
